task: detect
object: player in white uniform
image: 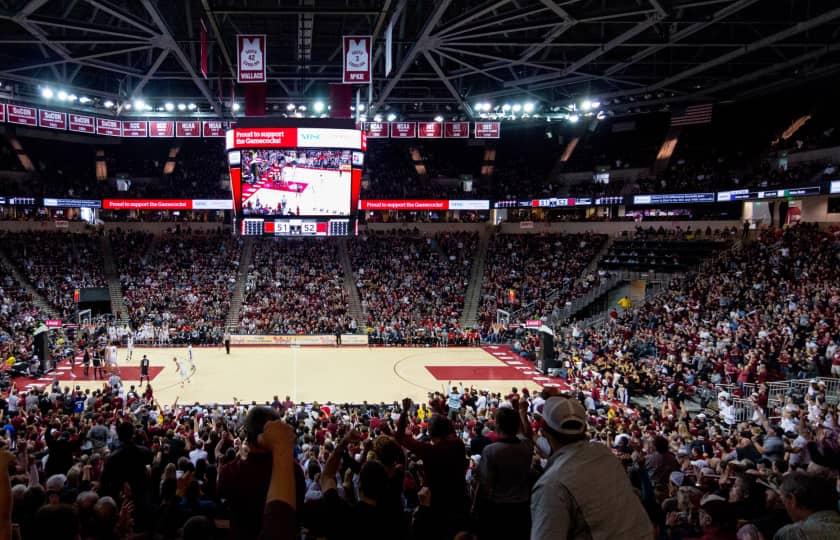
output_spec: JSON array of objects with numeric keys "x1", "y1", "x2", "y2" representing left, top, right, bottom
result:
[
  {"x1": 174, "y1": 357, "x2": 189, "y2": 388},
  {"x1": 126, "y1": 333, "x2": 134, "y2": 362},
  {"x1": 109, "y1": 344, "x2": 118, "y2": 368},
  {"x1": 187, "y1": 344, "x2": 195, "y2": 372}
]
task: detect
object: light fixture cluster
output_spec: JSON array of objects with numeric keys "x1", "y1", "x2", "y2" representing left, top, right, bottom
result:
[{"x1": 472, "y1": 101, "x2": 538, "y2": 120}]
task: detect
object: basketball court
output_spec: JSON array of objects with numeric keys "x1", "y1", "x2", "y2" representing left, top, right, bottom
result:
[{"x1": 15, "y1": 345, "x2": 566, "y2": 405}]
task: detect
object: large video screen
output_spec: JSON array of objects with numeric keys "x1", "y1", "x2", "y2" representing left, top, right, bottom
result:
[{"x1": 240, "y1": 148, "x2": 353, "y2": 217}]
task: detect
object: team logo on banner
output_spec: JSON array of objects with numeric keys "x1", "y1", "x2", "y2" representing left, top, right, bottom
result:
[
  {"x1": 343, "y1": 36, "x2": 372, "y2": 84},
  {"x1": 237, "y1": 34, "x2": 267, "y2": 83}
]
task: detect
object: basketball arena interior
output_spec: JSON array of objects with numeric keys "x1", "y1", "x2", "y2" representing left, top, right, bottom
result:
[{"x1": 0, "y1": 1, "x2": 839, "y2": 539}]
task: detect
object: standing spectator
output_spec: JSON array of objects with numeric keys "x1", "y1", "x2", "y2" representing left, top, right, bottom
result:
[
  {"x1": 645, "y1": 436, "x2": 680, "y2": 502},
  {"x1": 530, "y1": 397, "x2": 653, "y2": 539},
  {"x1": 774, "y1": 472, "x2": 840, "y2": 539}
]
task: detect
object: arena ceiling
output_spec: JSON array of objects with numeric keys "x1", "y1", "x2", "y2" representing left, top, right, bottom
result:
[{"x1": 0, "y1": 0, "x2": 839, "y2": 119}]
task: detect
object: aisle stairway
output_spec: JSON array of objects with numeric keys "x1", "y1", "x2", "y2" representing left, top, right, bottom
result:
[
  {"x1": 338, "y1": 239, "x2": 365, "y2": 326},
  {"x1": 460, "y1": 227, "x2": 491, "y2": 327},
  {"x1": 225, "y1": 237, "x2": 254, "y2": 331},
  {"x1": 99, "y1": 234, "x2": 129, "y2": 325},
  {"x1": 0, "y1": 251, "x2": 58, "y2": 319}
]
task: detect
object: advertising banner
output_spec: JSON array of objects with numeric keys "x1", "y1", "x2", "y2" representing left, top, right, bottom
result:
[
  {"x1": 236, "y1": 34, "x2": 267, "y2": 83},
  {"x1": 38, "y1": 109, "x2": 67, "y2": 130},
  {"x1": 418, "y1": 121, "x2": 443, "y2": 138},
  {"x1": 444, "y1": 122, "x2": 470, "y2": 138},
  {"x1": 102, "y1": 199, "x2": 192, "y2": 210},
  {"x1": 342, "y1": 35, "x2": 372, "y2": 84},
  {"x1": 68, "y1": 114, "x2": 95, "y2": 133},
  {"x1": 360, "y1": 199, "x2": 449, "y2": 211},
  {"x1": 230, "y1": 334, "x2": 368, "y2": 346}
]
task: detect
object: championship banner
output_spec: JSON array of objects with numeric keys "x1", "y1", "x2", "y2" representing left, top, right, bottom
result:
[
  {"x1": 342, "y1": 35, "x2": 372, "y2": 84},
  {"x1": 96, "y1": 117, "x2": 122, "y2": 136},
  {"x1": 390, "y1": 122, "x2": 416, "y2": 138},
  {"x1": 444, "y1": 121, "x2": 470, "y2": 138},
  {"x1": 38, "y1": 109, "x2": 67, "y2": 130},
  {"x1": 418, "y1": 121, "x2": 442, "y2": 139},
  {"x1": 474, "y1": 121, "x2": 501, "y2": 139},
  {"x1": 149, "y1": 121, "x2": 175, "y2": 138},
  {"x1": 0, "y1": 103, "x2": 4, "y2": 123},
  {"x1": 237, "y1": 34, "x2": 267, "y2": 83},
  {"x1": 176, "y1": 121, "x2": 201, "y2": 137},
  {"x1": 122, "y1": 120, "x2": 148, "y2": 137},
  {"x1": 202, "y1": 120, "x2": 226, "y2": 137},
  {"x1": 364, "y1": 122, "x2": 388, "y2": 138},
  {"x1": 68, "y1": 114, "x2": 95, "y2": 133},
  {"x1": 7, "y1": 104, "x2": 37, "y2": 126}
]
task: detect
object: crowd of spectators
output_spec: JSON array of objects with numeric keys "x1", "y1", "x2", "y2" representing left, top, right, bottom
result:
[
  {"x1": 238, "y1": 239, "x2": 349, "y2": 335},
  {"x1": 479, "y1": 233, "x2": 607, "y2": 328},
  {"x1": 350, "y1": 231, "x2": 479, "y2": 345},
  {"x1": 1, "y1": 232, "x2": 106, "y2": 319},
  {"x1": 119, "y1": 230, "x2": 240, "y2": 345},
  {"x1": 0, "y1": 272, "x2": 43, "y2": 368}
]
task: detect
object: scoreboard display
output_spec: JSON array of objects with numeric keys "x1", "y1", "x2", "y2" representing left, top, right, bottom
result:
[
  {"x1": 240, "y1": 218, "x2": 351, "y2": 236},
  {"x1": 226, "y1": 119, "x2": 364, "y2": 237}
]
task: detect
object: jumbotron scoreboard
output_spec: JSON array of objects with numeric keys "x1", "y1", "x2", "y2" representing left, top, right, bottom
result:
[{"x1": 226, "y1": 118, "x2": 364, "y2": 236}]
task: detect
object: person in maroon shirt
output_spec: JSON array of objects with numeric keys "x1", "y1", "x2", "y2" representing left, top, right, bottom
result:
[{"x1": 394, "y1": 397, "x2": 468, "y2": 539}]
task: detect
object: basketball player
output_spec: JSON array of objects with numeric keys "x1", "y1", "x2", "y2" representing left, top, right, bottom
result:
[
  {"x1": 92, "y1": 351, "x2": 103, "y2": 380},
  {"x1": 109, "y1": 343, "x2": 118, "y2": 369},
  {"x1": 174, "y1": 357, "x2": 189, "y2": 388},
  {"x1": 187, "y1": 344, "x2": 195, "y2": 372},
  {"x1": 140, "y1": 354, "x2": 150, "y2": 386},
  {"x1": 126, "y1": 333, "x2": 133, "y2": 362}
]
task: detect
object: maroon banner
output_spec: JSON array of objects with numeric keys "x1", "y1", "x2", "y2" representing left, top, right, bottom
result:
[
  {"x1": 68, "y1": 114, "x2": 95, "y2": 133},
  {"x1": 244, "y1": 83, "x2": 266, "y2": 117},
  {"x1": 0, "y1": 103, "x2": 5, "y2": 123},
  {"x1": 329, "y1": 83, "x2": 353, "y2": 118},
  {"x1": 364, "y1": 122, "x2": 388, "y2": 138},
  {"x1": 342, "y1": 35, "x2": 372, "y2": 84},
  {"x1": 236, "y1": 34, "x2": 267, "y2": 83},
  {"x1": 474, "y1": 121, "x2": 501, "y2": 139},
  {"x1": 200, "y1": 18, "x2": 209, "y2": 79},
  {"x1": 418, "y1": 122, "x2": 442, "y2": 139},
  {"x1": 7, "y1": 104, "x2": 37, "y2": 126},
  {"x1": 122, "y1": 120, "x2": 148, "y2": 137},
  {"x1": 202, "y1": 120, "x2": 226, "y2": 137},
  {"x1": 360, "y1": 199, "x2": 449, "y2": 211},
  {"x1": 444, "y1": 122, "x2": 470, "y2": 138},
  {"x1": 38, "y1": 109, "x2": 67, "y2": 130},
  {"x1": 390, "y1": 122, "x2": 416, "y2": 138},
  {"x1": 96, "y1": 117, "x2": 122, "y2": 136},
  {"x1": 148, "y1": 121, "x2": 174, "y2": 138},
  {"x1": 176, "y1": 121, "x2": 201, "y2": 137}
]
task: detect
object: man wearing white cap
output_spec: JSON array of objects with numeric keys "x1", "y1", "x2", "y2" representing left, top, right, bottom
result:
[{"x1": 530, "y1": 397, "x2": 653, "y2": 540}]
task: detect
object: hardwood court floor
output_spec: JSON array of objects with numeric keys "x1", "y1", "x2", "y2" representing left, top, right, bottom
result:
[{"x1": 36, "y1": 345, "x2": 560, "y2": 406}]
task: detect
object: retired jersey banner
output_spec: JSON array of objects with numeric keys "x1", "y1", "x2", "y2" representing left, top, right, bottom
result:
[
  {"x1": 122, "y1": 120, "x2": 148, "y2": 137},
  {"x1": 364, "y1": 122, "x2": 388, "y2": 138},
  {"x1": 38, "y1": 109, "x2": 67, "y2": 130},
  {"x1": 390, "y1": 122, "x2": 416, "y2": 138},
  {"x1": 444, "y1": 122, "x2": 470, "y2": 138},
  {"x1": 7, "y1": 104, "x2": 37, "y2": 126},
  {"x1": 474, "y1": 121, "x2": 501, "y2": 139},
  {"x1": 342, "y1": 36, "x2": 372, "y2": 84},
  {"x1": 68, "y1": 114, "x2": 95, "y2": 133},
  {"x1": 96, "y1": 117, "x2": 122, "y2": 136},
  {"x1": 149, "y1": 121, "x2": 174, "y2": 138},
  {"x1": 236, "y1": 34, "x2": 267, "y2": 83},
  {"x1": 418, "y1": 122, "x2": 443, "y2": 139},
  {"x1": 176, "y1": 121, "x2": 201, "y2": 137}
]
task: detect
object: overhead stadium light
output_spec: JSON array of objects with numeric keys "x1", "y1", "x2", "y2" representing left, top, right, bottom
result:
[
  {"x1": 57, "y1": 90, "x2": 69, "y2": 101},
  {"x1": 523, "y1": 102, "x2": 535, "y2": 113},
  {"x1": 512, "y1": 103, "x2": 522, "y2": 113},
  {"x1": 103, "y1": 100, "x2": 114, "y2": 108},
  {"x1": 68, "y1": 94, "x2": 77, "y2": 102},
  {"x1": 502, "y1": 104, "x2": 511, "y2": 112},
  {"x1": 232, "y1": 103, "x2": 241, "y2": 111},
  {"x1": 313, "y1": 101, "x2": 325, "y2": 113},
  {"x1": 373, "y1": 114, "x2": 382, "y2": 122},
  {"x1": 164, "y1": 102, "x2": 174, "y2": 111},
  {"x1": 177, "y1": 103, "x2": 186, "y2": 111},
  {"x1": 434, "y1": 115, "x2": 443, "y2": 122},
  {"x1": 386, "y1": 113, "x2": 397, "y2": 122},
  {"x1": 133, "y1": 99, "x2": 145, "y2": 110},
  {"x1": 41, "y1": 87, "x2": 54, "y2": 99},
  {"x1": 287, "y1": 103, "x2": 295, "y2": 111},
  {"x1": 569, "y1": 114, "x2": 579, "y2": 123},
  {"x1": 79, "y1": 96, "x2": 91, "y2": 104},
  {"x1": 581, "y1": 99, "x2": 592, "y2": 111},
  {"x1": 123, "y1": 103, "x2": 131, "y2": 110},
  {"x1": 187, "y1": 103, "x2": 196, "y2": 110},
  {"x1": 357, "y1": 103, "x2": 365, "y2": 112}
]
